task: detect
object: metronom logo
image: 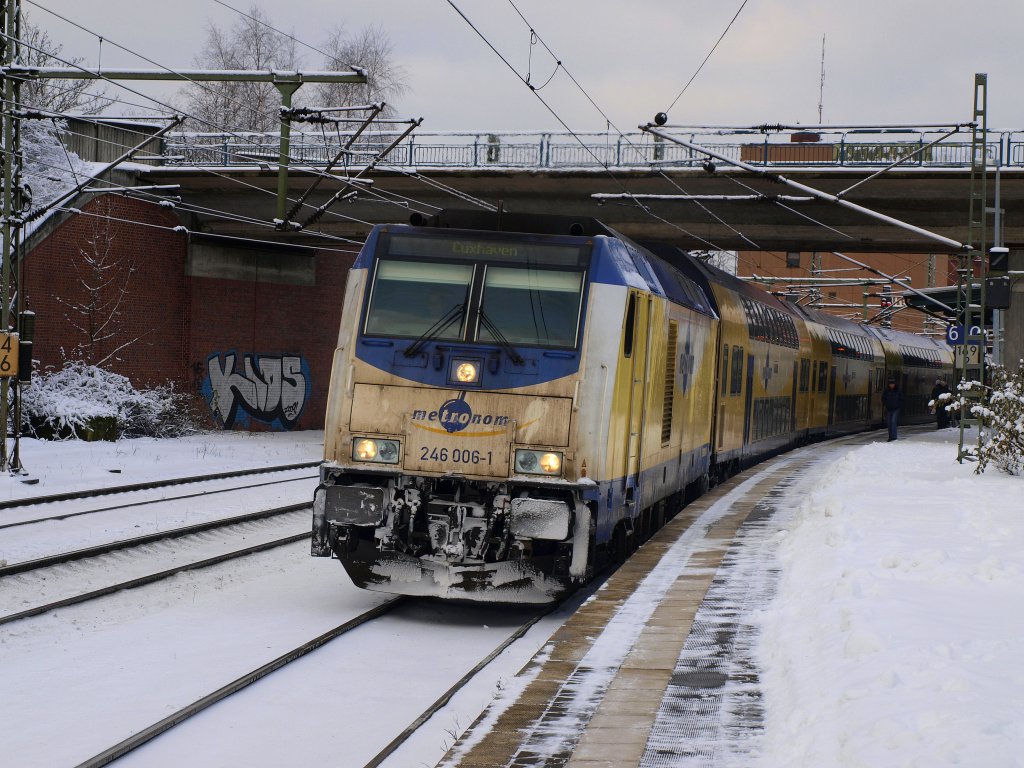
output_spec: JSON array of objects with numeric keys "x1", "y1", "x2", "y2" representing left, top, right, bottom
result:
[{"x1": 411, "y1": 392, "x2": 509, "y2": 434}]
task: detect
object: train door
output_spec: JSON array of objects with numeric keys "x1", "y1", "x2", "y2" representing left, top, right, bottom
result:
[{"x1": 622, "y1": 291, "x2": 650, "y2": 507}]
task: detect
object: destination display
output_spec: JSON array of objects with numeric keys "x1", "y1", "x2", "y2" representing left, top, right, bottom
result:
[{"x1": 383, "y1": 233, "x2": 589, "y2": 267}]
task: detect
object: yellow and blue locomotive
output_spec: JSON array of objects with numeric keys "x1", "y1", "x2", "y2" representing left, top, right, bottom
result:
[
  {"x1": 311, "y1": 211, "x2": 718, "y2": 602},
  {"x1": 311, "y1": 211, "x2": 954, "y2": 602}
]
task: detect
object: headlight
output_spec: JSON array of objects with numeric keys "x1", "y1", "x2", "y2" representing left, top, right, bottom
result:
[
  {"x1": 352, "y1": 437, "x2": 400, "y2": 464},
  {"x1": 514, "y1": 449, "x2": 563, "y2": 476},
  {"x1": 450, "y1": 358, "x2": 481, "y2": 385}
]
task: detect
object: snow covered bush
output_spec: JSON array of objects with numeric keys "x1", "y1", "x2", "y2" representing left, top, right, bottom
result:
[
  {"x1": 950, "y1": 364, "x2": 1024, "y2": 475},
  {"x1": 19, "y1": 362, "x2": 197, "y2": 440}
]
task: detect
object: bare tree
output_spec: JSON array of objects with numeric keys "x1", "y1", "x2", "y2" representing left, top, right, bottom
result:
[
  {"x1": 313, "y1": 25, "x2": 408, "y2": 115},
  {"x1": 182, "y1": 5, "x2": 299, "y2": 133},
  {"x1": 57, "y1": 212, "x2": 138, "y2": 367},
  {"x1": 19, "y1": 17, "x2": 107, "y2": 114}
]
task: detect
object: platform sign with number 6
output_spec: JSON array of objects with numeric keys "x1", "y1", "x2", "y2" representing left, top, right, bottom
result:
[
  {"x1": 946, "y1": 324, "x2": 983, "y2": 347},
  {"x1": 0, "y1": 332, "x2": 19, "y2": 378}
]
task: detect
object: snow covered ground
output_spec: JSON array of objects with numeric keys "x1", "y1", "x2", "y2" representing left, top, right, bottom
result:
[
  {"x1": 1, "y1": 427, "x2": 1022, "y2": 767},
  {"x1": 754, "y1": 427, "x2": 1024, "y2": 767}
]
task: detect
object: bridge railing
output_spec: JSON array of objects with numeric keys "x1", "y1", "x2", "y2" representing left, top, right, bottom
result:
[{"x1": 159, "y1": 129, "x2": 1024, "y2": 170}]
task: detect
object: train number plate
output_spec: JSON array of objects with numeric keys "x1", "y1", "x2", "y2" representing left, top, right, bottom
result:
[{"x1": 417, "y1": 446, "x2": 495, "y2": 467}]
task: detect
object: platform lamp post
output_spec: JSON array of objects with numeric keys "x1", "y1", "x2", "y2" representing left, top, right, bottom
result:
[{"x1": 0, "y1": 0, "x2": 366, "y2": 471}]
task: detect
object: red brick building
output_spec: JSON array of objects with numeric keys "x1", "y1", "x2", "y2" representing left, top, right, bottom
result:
[{"x1": 737, "y1": 249, "x2": 955, "y2": 335}]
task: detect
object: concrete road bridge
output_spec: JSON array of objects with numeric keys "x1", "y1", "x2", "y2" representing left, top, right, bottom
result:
[{"x1": 109, "y1": 125, "x2": 1024, "y2": 255}]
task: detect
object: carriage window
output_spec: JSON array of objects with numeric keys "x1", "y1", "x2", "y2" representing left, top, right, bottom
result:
[
  {"x1": 364, "y1": 260, "x2": 473, "y2": 339},
  {"x1": 730, "y1": 345, "x2": 744, "y2": 395},
  {"x1": 818, "y1": 360, "x2": 828, "y2": 393},
  {"x1": 479, "y1": 266, "x2": 584, "y2": 348}
]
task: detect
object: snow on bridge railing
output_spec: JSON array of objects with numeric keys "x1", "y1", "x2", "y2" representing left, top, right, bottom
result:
[{"x1": 157, "y1": 128, "x2": 1024, "y2": 170}]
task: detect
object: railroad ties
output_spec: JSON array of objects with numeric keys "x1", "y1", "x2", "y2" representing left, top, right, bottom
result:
[{"x1": 440, "y1": 444, "x2": 848, "y2": 768}]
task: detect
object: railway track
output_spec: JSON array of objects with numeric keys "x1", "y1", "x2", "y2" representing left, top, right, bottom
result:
[
  {"x1": 0, "y1": 501, "x2": 310, "y2": 576},
  {"x1": 0, "y1": 508, "x2": 312, "y2": 627},
  {"x1": 359, "y1": 604, "x2": 559, "y2": 768},
  {"x1": 69, "y1": 597, "x2": 562, "y2": 768},
  {"x1": 0, "y1": 460, "x2": 319, "y2": 510},
  {"x1": 0, "y1": 462, "x2": 319, "y2": 530},
  {"x1": 74, "y1": 598, "x2": 406, "y2": 768}
]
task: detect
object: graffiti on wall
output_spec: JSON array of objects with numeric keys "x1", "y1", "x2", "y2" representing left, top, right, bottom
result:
[{"x1": 201, "y1": 352, "x2": 311, "y2": 430}]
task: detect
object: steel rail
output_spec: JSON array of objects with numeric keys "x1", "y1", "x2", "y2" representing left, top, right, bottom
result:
[
  {"x1": 0, "y1": 472, "x2": 318, "y2": 531},
  {"x1": 361, "y1": 607, "x2": 554, "y2": 768},
  {"x1": 0, "y1": 528, "x2": 312, "y2": 628},
  {"x1": 0, "y1": 501, "x2": 311, "y2": 576},
  {"x1": 74, "y1": 597, "x2": 404, "y2": 768},
  {"x1": 0, "y1": 460, "x2": 320, "y2": 510}
]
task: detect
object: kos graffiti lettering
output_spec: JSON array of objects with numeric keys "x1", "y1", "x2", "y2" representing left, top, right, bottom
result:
[{"x1": 202, "y1": 352, "x2": 310, "y2": 429}]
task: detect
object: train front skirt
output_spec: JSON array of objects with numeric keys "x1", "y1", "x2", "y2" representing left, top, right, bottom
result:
[{"x1": 335, "y1": 545, "x2": 574, "y2": 604}]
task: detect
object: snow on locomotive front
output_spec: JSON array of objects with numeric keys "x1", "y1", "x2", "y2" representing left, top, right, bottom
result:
[{"x1": 311, "y1": 223, "x2": 596, "y2": 602}]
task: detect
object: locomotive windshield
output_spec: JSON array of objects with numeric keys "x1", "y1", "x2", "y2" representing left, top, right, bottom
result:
[
  {"x1": 364, "y1": 260, "x2": 473, "y2": 339},
  {"x1": 363, "y1": 231, "x2": 589, "y2": 349},
  {"x1": 478, "y1": 267, "x2": 583, "y2": 347}
]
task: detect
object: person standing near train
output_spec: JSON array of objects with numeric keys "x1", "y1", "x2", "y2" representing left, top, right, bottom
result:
[
  {"x1": 882, "y1": 378, "x2": 903, "y2": 441},
  {"x1": 930, "y1": 377, "x2": 951, "y2": 429}
]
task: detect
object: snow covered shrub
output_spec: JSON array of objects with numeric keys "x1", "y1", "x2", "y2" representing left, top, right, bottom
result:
[
  {"x1": 950, "y1": 364, "x2": 1024, "y2": 475},
  {"x1": 19, "y1": 362, "x2": 197, "y2": 440}
]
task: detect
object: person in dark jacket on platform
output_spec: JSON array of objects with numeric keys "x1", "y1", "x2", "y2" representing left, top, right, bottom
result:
[
  {"x1": 930, "y1": 378, "x2": 951, "y2": 429},
  {"x1": 881, "y1": 379, "x2": 903, "y2": 441}
]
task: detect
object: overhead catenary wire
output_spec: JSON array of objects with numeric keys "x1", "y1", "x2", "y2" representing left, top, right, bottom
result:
[
  {"x1": 17, "y1": 162, "x2": 370, "y2": 249},
  {"x1": 644, "y1": 125, "x2": 968, "y2": 252},
  {"x1": 50, "y1": 204, "x2": 361, "y2": 255},
  {"x1": 5, "y1": 115, "x2": 385, "y2": 235},
  {"x1": 10, "y1": 98, "x2": 440, "y2": 234},
  {"x1": 38, "y1": 112, "x2": 452, "y2": 225},
  {"x1": 501, "y1": 0, "x2": 762, "y2": 251},
  {"x1": 53, "y1": 8, "x2": 490, "y2": 216},
  {"x1": 24, "y1": 1, "x2": 954, "y2": 323},
  {"x1": 448, "y1": 0, "x2": 737, "y2": 253},
  {"x1": 14, "y1": 5, "x2": 476, "y2": 219},
  {"x1": 663, "y1": 0, "x2": 750, "y2": 115}
]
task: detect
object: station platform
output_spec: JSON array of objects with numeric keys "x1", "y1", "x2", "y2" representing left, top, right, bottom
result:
[{"x1": 440, "y1": 433, "x2": 876, "y2": 768}]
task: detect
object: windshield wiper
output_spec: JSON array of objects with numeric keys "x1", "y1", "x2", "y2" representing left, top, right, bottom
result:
[
  {"x1": 402, "y1": 303, "x2": 464, "y2": 358},
  {"x1": 478, "y1": 309, "x2": 525, "y2": 366}
]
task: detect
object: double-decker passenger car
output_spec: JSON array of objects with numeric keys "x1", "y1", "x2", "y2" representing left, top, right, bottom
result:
[{"x1": 312, "y1": 211, "x2": 954, "y2": 603}]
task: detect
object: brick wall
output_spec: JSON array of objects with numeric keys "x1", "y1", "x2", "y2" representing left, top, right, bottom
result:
[
  {"x1": 23, "y1": 195, "x2": 189, "y2": 387},
  {"x1": 25, "y1": 193, "x2": 357, "y2": 432}
]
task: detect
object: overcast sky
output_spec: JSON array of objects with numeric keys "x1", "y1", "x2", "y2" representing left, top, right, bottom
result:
[{"x1": 29, "y1": 0, "x2": 1024, "y2": 133}]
